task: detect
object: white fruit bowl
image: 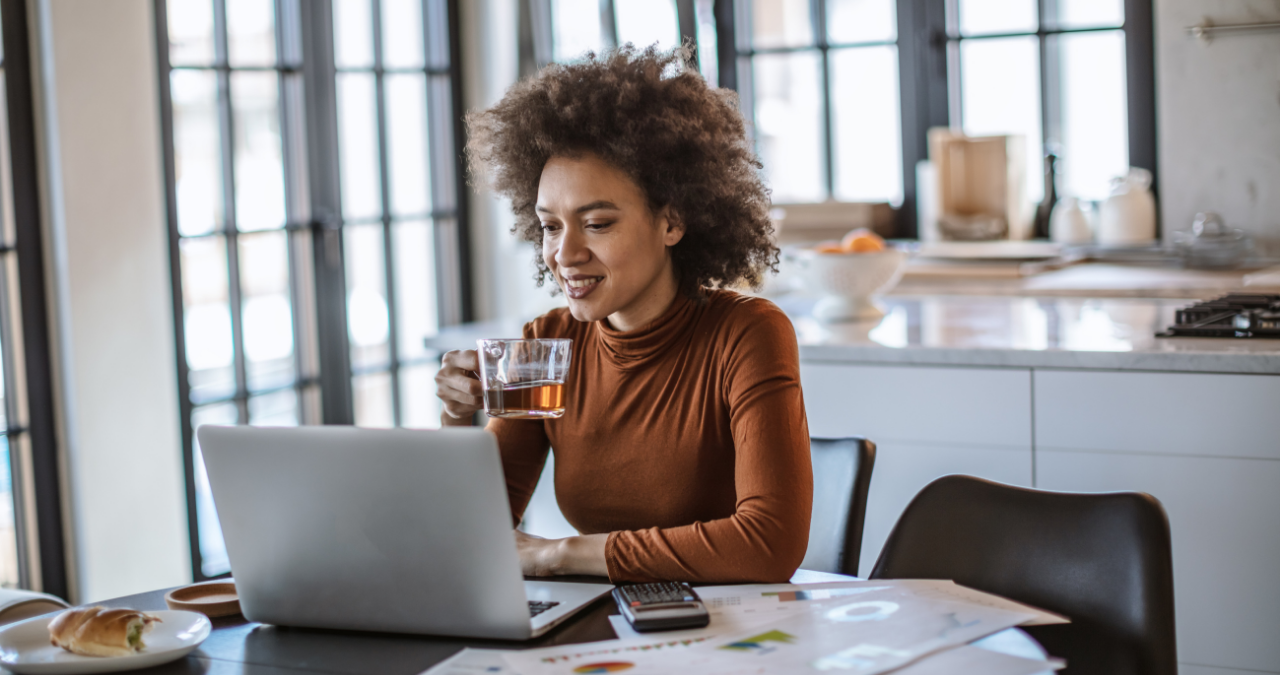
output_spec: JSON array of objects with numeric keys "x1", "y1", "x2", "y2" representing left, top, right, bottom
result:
[{"x1": 787, "y1": 247, "x2": 908, "y2": 322}]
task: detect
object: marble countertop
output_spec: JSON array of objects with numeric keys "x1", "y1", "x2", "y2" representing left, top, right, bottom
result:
[
  {"x1": 778, "y1": 295, "x2": 1280, "y2": 374},
  {"x1": 424, "y1": 295, "x2": 1280, "y2": 375}
]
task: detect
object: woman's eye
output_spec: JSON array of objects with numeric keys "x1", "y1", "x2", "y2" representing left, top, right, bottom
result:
[
  {"x1": 540, "y1": 222, "x2": 561, "y2": 232},
  {"x1": 586, "y1": 221, "x2": 614, "y2": 230}
]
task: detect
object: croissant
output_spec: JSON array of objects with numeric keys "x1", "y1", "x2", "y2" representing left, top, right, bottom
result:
[{"x1": 48, "y1": 606, "x2": 161, "y2": 657}]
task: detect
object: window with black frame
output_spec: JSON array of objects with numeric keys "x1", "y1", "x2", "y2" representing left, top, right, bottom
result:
[
  {"x1": 0, "y1": 5, "x2": 26, "y2": 589},
  {"x1": 0, "y1": 0, "x2": 68, "y2": 596},
  {"x1": 157, "y1": 0, "x2": 467, "y2": 579},
  {"x1": 729, "y1": 0, "x2": 1153, "y2": 224}
]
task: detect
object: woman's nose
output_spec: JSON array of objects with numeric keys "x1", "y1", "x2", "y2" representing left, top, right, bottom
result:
[{"x1": 555, "y1": 227, "x2": 590, "y2": 269}]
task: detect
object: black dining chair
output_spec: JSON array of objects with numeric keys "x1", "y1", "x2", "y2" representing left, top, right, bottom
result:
[
  {"x1": 802, "y1": 437, "x2": 876, "y2": 576},
  {"x1": 869, "y1": 475, "x2": 1177, "y2": 675}
]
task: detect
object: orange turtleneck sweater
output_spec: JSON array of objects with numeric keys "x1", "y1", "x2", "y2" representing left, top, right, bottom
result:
[{"x1": 487, "y1": 289, "x2": 813, "y2": 584}]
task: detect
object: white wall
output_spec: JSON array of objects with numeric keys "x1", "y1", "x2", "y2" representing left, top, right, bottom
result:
[
  {"x1": 1156, "y1": 0, "x2": 1280, "y2": 246},
  {"x1": 33, "y1": 0, "x2": 190, "y2": 602}
]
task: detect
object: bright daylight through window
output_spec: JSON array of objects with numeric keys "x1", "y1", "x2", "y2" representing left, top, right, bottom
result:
[{"x1": 160, "y1": 0, "x2": 464, "y2": 579}]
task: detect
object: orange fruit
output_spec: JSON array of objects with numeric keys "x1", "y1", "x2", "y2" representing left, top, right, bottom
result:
[
  {"x1": 814, "y1": 241, "x2": 845, "y2": 254},
  {"x1": 840, "y1": 228, "x2": 885, "y2": 253}
]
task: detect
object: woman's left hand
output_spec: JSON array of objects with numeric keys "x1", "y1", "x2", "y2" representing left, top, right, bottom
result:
[
  {"x1": 515, "y1": 530, "x2": 562, "y2": 576},
  {"x1": 514, "y1": 530, "x2": 610, "y2": 577}
]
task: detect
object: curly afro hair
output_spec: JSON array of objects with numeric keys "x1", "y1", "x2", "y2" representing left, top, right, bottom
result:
[{"x1": 465, "y1": 45, "x2": 777, "y2": 297}]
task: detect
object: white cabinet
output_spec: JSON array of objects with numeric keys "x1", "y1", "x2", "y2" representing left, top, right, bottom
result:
[
  {"x1": 801, "y1": 363, "x2": 1032, "y2": 446},
  {"x1": 1035, "y1": 370, "x2": 1280, "y2": 460},
  {"x1": 856, "y1": 441, "x2": 1031, "y2": 575},
  {"x1": 1035, "y1": 370, "x2": 1280, "y2": 674},
  {"x1": 801, "y1": 364, "x2": 1034, "y2": 574},
  {"x1": 1037, "y1": 450, "x2": 1280, "y2": 674}
]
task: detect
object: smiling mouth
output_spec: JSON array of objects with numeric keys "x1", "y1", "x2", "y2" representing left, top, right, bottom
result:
[{"x1": 563, "y1": 276, "x2": 603, "y2": 299}]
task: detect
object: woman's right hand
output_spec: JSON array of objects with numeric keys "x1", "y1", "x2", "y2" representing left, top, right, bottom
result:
[{"x1": 435, "y1": 349, "x2": 484, "y2": 426}]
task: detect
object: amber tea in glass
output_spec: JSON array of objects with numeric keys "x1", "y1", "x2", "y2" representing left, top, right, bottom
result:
[{"x1": 476, "y1": 339, "x2": 572, "y2": 419}]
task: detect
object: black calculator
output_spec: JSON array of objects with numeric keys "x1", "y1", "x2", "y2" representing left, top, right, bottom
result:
[{"x1": 612, "y1": 582, "x2": 711, "y2": 632}]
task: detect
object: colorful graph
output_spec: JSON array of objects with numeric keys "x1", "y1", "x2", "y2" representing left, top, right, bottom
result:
[
  {"x1": 719, "y1": 629, "x2": 797, "y2": 653},
  {"x1": 572, "y1": 662, "x2": 634, "y2": 673},
  {"x1": 764, "y1": 586, "x2": 886, "y2": 602}
]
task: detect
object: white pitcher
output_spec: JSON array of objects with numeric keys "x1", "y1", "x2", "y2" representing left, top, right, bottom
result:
[{"x1": 1097, "y1": 168, "x2": 1157, "y2": 246}]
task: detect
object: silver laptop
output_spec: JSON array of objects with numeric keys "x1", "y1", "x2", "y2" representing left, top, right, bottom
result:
[{"x1": 196, "y1": 424, "x2": 613, "y2": 640}]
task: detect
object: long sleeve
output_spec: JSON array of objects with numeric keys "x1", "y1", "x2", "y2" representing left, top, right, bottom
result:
[
  {"x1": 603, "y1": 304, "x2": 813, "y2": 583},
  {"x1": 489, "y1": 321, "x2": 553, "y2": 526},
  {"x1": 489, "y1": 417, "x2": 551, "y2": 526}
]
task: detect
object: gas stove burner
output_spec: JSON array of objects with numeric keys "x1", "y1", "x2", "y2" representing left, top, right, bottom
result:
[{"x1": 1157, "y1": 294, "x2": 1280, "y2": 338}]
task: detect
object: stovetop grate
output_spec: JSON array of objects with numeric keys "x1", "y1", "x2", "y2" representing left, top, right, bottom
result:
[{"x1": 1157, "y1": 294, "x2": 1280, "y2": 338}]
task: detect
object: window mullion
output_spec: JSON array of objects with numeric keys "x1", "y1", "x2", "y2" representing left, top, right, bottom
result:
[
  {"x1": 424, "y1": 0, "x2": 470, "y2": 326},
  {"x1": 298, "y1": 0, "x2": 356, "y2": 424},
  {"x1": 212, "y1": 0, "x2": 250, "y2": 424},
  {"x1": 370, "y1": 0, "x2": 403, "y2": 425},
  {"x1": 814, "y1": 0, "x2": 834, "y2": 200}
]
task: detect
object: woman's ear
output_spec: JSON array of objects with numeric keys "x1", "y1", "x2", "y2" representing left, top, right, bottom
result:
[{"x1": 659, "y1": 206, "x2": 685, "y2": 247}]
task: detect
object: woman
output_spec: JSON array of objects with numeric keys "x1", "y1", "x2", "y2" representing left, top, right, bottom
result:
[{"x1": 435, "y1": 46, "x2": 811, "y2": 584}]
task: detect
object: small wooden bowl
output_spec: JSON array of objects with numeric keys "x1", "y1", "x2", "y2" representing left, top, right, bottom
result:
[{"x1": 165, "y1": 580, "x2": 241, "y2": 618}]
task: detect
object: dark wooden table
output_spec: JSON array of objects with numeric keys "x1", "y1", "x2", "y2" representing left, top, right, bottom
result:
[{"x1": 97, "y1": 572, "x2": 1047, "y2": 674}]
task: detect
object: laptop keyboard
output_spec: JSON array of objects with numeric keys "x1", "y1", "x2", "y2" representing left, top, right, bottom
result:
[{"x1": 528, "y1": 600, "x2": 560, "y2": 618}]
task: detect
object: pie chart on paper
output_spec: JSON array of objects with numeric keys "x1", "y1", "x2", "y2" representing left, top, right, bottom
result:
[{"x1": 572, "y1": 663, "x2": 634, "y2": 673}]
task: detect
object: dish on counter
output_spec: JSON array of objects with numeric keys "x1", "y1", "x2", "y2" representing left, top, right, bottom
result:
[{"x1": 0, "y1": 609, "x2": 210, "y2": 674}]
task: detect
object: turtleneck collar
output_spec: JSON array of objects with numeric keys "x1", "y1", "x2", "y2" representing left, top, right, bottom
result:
[{"x1": 594, "y1": 291, "x2": 699, "y2": 370}]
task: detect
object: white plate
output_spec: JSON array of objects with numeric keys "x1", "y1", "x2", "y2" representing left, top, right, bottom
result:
[{"x1": 0, "y1": 610, "x2": 211, "y2": 674}]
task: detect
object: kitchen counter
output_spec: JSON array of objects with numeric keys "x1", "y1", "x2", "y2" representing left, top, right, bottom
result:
[
  {"x1": 782, "y1": 294, "x2": 1280, "y2": 374},
  {"x1": 424, "y1": 294, "x2": 1280, "y2": 376}
]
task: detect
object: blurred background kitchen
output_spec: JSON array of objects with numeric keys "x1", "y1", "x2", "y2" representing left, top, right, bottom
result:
[{"x1": 0, "y1": 0, "x2": 1275, "y2": 671}]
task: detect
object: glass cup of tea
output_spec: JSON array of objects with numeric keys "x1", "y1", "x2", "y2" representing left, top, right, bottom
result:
[{"x1": 476, "y1": 339, "x2": 572, "y2": 419}]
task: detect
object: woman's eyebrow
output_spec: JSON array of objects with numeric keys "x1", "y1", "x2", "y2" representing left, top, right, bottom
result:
[{"x1": 535, "y1": 201, "x2": 620, "y2": 215}]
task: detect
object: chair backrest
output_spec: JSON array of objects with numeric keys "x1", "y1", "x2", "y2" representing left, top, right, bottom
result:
[
  {"x1": 870, "y1": 475, "x2": 1177, "y2": 675},
  {"x1": 801, "y1": 437, "x2": 875, "y2": 576}
]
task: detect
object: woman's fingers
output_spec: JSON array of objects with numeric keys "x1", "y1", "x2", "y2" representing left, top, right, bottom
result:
[{"x1": 435, "y1": 349, "x2": 485, "y2": 418}]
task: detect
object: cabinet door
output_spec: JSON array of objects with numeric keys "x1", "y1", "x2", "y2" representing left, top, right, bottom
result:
[
  {"x1": 1035, "y1": 370, "x2": 1280, "y2": 460},
  {"x1": 858, "y1": 442, "x2": 1032, "y2": 575},
  {"x1": 1038, "y1": 450, "x2": 1280, "y2": 674},
  {"x1": 801, "y1": 363, "x2": 1032, "y2": 446},
  {"x1": 801, "y1": 364, "x2": 1034, "y2": 574}
]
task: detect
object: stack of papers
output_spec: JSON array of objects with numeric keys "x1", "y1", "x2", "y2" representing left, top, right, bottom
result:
[{"x1": 422, "y1": 580, "x2": 1068, "y2": 675}]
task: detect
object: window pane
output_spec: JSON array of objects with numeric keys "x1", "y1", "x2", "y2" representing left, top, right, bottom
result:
[
  {"x1": 345, "y1": 225, "x2": 390, "y2": 370},
  {"x1": 826, "y1": 0, "x2": 896, "y2": 44},
  {"x1": 831, "y1": 46, "x2": 903, "y2": 204},
  {"x1": 959, "y1": 36, "x2": 1044, "y2": 202},
  {"x1": 385, "y1": 75, "x2": 430, "y2": 216},
  {"x1": 957, "y1": 0, "x2": 1037, "y2": 36},
  {"x1": 166, "y1": 0, "x2": 216, "y2": 65},
  {"x1": 1058, "y1": 31, "x2": 1128, "y2": 201},
  {"x1": 171, "y1": 70, "x2": 223, "y2": 236},
  {"x1": 552, "y1": 0, "x2": 604, "y2": 62},
  {"x1": 381, "y1": 0, "x2": 424, "y2": 68},
  {"x1": 180, "y1": 237, "x2": 235, "y2": 403},
  {"x1": 0, "y1": 436, "x2": 18, "y2": 587},
  {"x1": 353, "y1": 372, "x2": 394, "y2": 428},
  {"x1": 336, "y1": 73, "x2": 382, "y2": 221},
  {"x1": 239, "y1": 231, "x2": 296, "y2": 391},
  {"x1": 333, "y1": 0, "x2": 374, "y2": 68},
  {"x1": 751, "y1": 0, "x2": 815, "y2": 49},
  {"x1": 399, "y1": 363, "x2": 440, "y2": 429},
  {"x1": 249, "y1": 389, "x2": 299, "y2": 426},
  {"x1": 615, "y1": 0, "x2": 679, "y2": 52},
  {"x1": 752, "y1": 51, "x2": 825, "y2": 203},
  {"x1": 193, "y1": 402, "x2": 237, "y2": 577},
  {"x1": 226, "y1": 0, "x2": 276, "y2": 66},
  {"x1": 393, "y1": 220, "x2": 436, "y2": 362},
  {"x1": 1053, "y1": 0, "x2": 1123, "y2": 30},
  {"x1": 230, "y1": 72, "x2": 286, "y2": 232}
]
